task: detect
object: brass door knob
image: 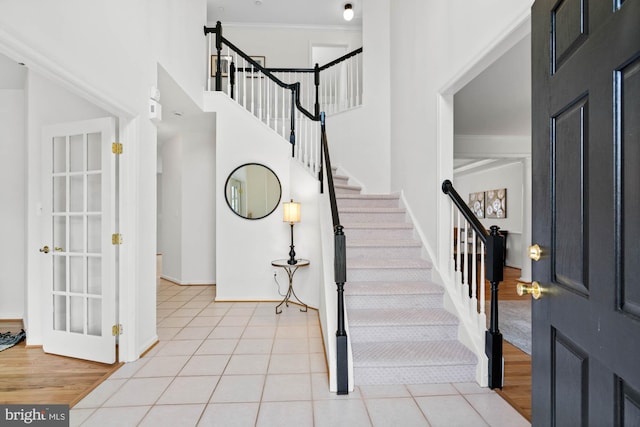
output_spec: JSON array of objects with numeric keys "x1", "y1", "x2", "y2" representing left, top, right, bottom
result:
[
  {"x1": 516, "y1": 281, "x2": 543, "y2": 300},
  {"x1": 528, "y1": 244, "x2": 543, "y2": 261},
  {"x1": 39, "y1": 245, "x2": 50, "y2": 254}
]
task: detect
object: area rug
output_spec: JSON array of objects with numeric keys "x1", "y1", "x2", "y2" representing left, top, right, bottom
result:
[
  {"x1": 498, "y1": 300, "x2": 531, "y2": 355},
  {"x1": 0, "y1": 329, "x2": 26, "y2": 352}
]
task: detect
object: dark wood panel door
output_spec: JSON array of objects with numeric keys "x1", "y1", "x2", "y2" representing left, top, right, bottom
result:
[{"x1": 532, "y1": 0, "x2": 640, "y2": 425}]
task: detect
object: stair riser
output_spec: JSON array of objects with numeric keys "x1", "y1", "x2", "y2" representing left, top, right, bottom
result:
[
  {"x1": 335, "y1": 187, "x2": 361, "y2": 195},
  {"x1": 353, "y1": 365, "x2": 476, "y2": 385},
  {"x1": 347, "y1": 246, "x2": 422, "y2": 259},
  {"x1": 348, "y1": 268, "x2": 431, "y2": 282},
  {"x1": 333, "y1": 177, "x2": 349, "y2": 186},
  {"x1": 345, "y1": 294, "x2": 443, "y2": 309},
  {"x1": 340, "y1": 212, "x2": 407, "y2": 223},
  {"x1": 344, "y1": 228, "x2": 415, "y2": 240},
  {"x1": 337, "y1": 198, "x2": 399, "y2": 209},
  {"x1": 349, "y1": 324, "x2": 458, "y2": 342}
]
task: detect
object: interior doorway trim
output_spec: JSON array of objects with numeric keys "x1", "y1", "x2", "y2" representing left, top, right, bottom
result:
[
  {"x1": 0, "y1": 28, "x2": 139, "y2": 362},
  {"x1": 434, "y1": 10, "x2": 532, "y2": 278}
]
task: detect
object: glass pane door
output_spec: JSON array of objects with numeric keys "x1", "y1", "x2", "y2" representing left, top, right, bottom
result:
[{"x1": 51, "y1": 132, "x2": 104, "y2": 337}]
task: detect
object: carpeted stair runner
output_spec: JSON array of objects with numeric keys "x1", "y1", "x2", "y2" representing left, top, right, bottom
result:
[{"x1": 334, "y1": 168, "x2": 477, "y2": 385}]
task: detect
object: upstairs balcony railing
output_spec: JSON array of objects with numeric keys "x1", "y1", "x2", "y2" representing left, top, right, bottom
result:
[{"x1": 204, "y1": 22, "x2": 362, "y2": 179}]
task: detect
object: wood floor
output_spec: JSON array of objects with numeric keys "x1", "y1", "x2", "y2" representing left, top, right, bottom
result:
[
  {"x1": 0, "y1": 320, "x2": 122, "y2": 407},
  {"x1": 491, "y1": 266, "x2": 532, "y2": 421}
]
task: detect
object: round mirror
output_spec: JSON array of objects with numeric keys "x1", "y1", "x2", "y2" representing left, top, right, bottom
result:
[{"x1": 225, "y1": 163, "x2": 282, "y2": 220}]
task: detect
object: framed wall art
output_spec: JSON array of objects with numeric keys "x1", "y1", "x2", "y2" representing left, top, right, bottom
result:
[
  {"x1": 468, "y1": 191, "x2": 485, "y2": 218},
  {"x1": 485, "y1": 188, "x2": 507, "y2": 218},
  {"x1": 211, "y1": 55, "x2": 232, "y2": 77}
]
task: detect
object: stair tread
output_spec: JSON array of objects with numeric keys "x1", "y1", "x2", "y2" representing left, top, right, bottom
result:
[
  {"x1": 345, "y1": 281, "x2": 443, "y2": 295},
  {"x1": 347, "y1": 239, "x2": 421, "y2": 248},
  {"x1": 335, "y1": 183, "x2": 361, "y2": 189},
  {"x1": 347, "y1": 258, "x2": 432, "y2": 269},
  {"x1": 348, "y1": 308, "x2": 457, "y2": 326},
  {"x1": 352, "y1": 341, "x2": 477, "y2": 367}
]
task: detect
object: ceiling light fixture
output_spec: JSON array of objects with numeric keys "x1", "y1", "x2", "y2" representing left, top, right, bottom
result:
[{"x1": 343, "y1": 3, "x2": 354, "y2": 21}]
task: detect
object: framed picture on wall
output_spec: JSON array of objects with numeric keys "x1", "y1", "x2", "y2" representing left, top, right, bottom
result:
[
  {"x1": 485, "y1": 188, "x2": 507, "y2": 218},
  {"x1": 211, "y1": 55, "x2": 232, "y2": 77},
  {"x1": 250, "y1": 56, "x2": 265, "y2": 68},
  {"x1": 245, "y1": 56, "x2": 266, "y2": 76},
  {"x1": 468, "y1": 191, "x2": 485, "y2": 218}
]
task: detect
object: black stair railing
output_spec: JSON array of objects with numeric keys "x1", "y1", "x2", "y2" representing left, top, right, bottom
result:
[
  {"x1": 442, "y1": 179, "x2": 504, "y2": 389},
  {"x1": 319, "y1": 112, "x2": 348, "y2": 394},
  {"x1": 204, "y1": 22, "x2": 352, "y2": 395}
]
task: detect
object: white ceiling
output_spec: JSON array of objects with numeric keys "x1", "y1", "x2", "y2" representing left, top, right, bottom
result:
[
  {"x1": 156, "y1": 65, "x2": 216, "y2": 144},
  {"x1": 207, "y1": 0, "x2": 362, "y2": 28},
  {"x1": 453, "y1": 34, "x2": 531, "y2": 175},
  {"x1": 454, "y1": 34, "x2": 531, "y2": 137}
]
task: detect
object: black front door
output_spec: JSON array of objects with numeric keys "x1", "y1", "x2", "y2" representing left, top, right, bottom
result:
[{"x1": 531, "y1": 0, "x2": 640, "y2": 425}]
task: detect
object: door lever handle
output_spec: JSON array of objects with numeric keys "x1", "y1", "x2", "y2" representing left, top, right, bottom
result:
[
  {"x1": 54, "y1": 247, "x2": 64, "y2": 252},
  {"x1": 39, "y1": 245, "x2": 50, "y2": 254}
]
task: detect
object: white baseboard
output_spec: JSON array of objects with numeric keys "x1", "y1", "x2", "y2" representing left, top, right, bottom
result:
[{"x1": 160, "y1": 274, "x2": 215, "y2": 286}]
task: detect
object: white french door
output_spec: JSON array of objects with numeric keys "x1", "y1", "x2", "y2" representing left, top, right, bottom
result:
[{"x1": 41, "y1": 117, "x2": 117, "y2": 364}]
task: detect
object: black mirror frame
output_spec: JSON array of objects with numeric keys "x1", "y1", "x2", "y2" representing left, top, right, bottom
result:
[{"x1": 224, "y1": 162, "x2": 282, "y2": 220}]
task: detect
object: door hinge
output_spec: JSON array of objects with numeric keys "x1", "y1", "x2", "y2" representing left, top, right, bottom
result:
[
  {"x1": 112, "y1": 142, "x2": 123, "y2": 154},
  {"x1": 112, "y1": 233, "x2": 123, "y2": 245},
  {"x1": 112, "y1": 324, "x2": 123, "y2": 336}
]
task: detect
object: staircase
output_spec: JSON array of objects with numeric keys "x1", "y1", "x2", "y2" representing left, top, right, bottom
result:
[{"x1": 333, "y1": 169, "x2": 477, "y2": 385}]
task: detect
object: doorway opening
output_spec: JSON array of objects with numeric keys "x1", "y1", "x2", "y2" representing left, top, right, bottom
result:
[{"x1": 438, "y1": 13, "x2": 533, "y2": 421}]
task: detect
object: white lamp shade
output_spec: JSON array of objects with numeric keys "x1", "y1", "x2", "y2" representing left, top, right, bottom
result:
[{"x1": 283, "y1": 200, "x2": 301, "y2": 223}]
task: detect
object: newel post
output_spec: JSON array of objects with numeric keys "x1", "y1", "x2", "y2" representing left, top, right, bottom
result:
[
  {"x1": 485, "y1": 225, "x2": 504, "y2": 389},
  {"x1": 215, "y1": 21, "x2": 222, "y2": 91},
  {"x1": 314, "y1": 63, "x2": 321, "y2": 118},
  {"x1": 334, "y1": 225, "x2": 348, "y2": 395},
  {"x1": 289, "y1": 86, "x2": 296, "y2": 157}
]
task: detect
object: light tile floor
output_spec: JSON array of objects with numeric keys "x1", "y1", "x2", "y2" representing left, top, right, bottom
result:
[{"x1": 71, "y1": 280, "x2": 530, "y2": 427}]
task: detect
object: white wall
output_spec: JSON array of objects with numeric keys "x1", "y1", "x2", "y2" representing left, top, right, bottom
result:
[
  {"x1": 387, "y1": 0, "x2": 534, "y2": 274},
  {"x1": 160, "y1": 136, "x2": 183, "y2": 283},
  {"x1": 180, "y1": 129, "x2": 216, "y2": 284},
  {"x1": 454, "y1": 161, "x2": 524, "y2": 268},
  {"x1": 160, "y1": 123, "x2": 216, "y2": 285},
  {"x1": 323, "y1": 0, "x2": 392, "y2": 194},
  {"x1": 0, "y1": 89, "x2": 25, "y2": 319},
  {"x1": 154, "y1": 0, "x2": 208, "y2": 108},
  {"x1": 205, "y1": 92, "x2": 321, "y2": 306},
  {"x1": 0, "y1": 0, "x2": 208, "y2": 359}
]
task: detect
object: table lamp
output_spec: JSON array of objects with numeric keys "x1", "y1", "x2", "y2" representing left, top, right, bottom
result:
[{"x1": 283, "y1": 199, "x2": 301, "y2": 265}]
